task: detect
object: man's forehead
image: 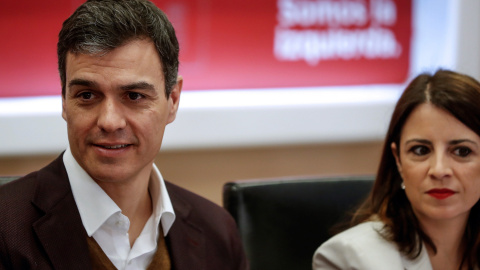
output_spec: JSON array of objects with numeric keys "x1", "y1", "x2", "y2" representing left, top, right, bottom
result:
[
  {"x1": 65, "y1": 41, "x2": 163, "y2": 73},
  {"x1": 66, "y1": 38, "x2": 159, "y2": 61}
]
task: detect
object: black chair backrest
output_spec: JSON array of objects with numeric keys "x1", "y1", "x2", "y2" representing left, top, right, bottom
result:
[
  {"x1": 223, "y1": 175, "x2": 374, "y2": 270},
  {"x1": 0, "y1": 176, "x2": 21, "y2": 186}
]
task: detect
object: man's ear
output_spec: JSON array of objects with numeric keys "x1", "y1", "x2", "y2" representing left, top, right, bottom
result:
[
  {"x1": 167, "y1": 76, "x2": 182, "y2": 124},
  {"x1": 62, "y1": 95, "x2": 67, "y2": 121},
  {"x1": 391, "y1": 142, "x2": 403, "y2": 177}
]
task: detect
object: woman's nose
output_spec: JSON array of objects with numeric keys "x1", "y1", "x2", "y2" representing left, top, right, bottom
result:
[{"x1": 428, "y1": 152, "x2": 452, "y2": 180}]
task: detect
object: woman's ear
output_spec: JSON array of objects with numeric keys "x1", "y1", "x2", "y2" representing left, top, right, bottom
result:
[{"x1": 391, "y1": 142, "x2": 403, "y2": 178}]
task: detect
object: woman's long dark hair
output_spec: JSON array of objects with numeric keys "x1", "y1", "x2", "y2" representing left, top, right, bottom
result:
[{"x1": 351, "y1": 69, "x2": 480, "y2": 268}]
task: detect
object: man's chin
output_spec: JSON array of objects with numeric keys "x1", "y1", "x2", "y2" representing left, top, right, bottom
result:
[{"x1": 84, "y1": 164, "x2": 132, "y2": 184}]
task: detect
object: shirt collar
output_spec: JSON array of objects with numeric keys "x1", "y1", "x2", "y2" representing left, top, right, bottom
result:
[{"x1": 63, "y1": 147, "x2": 175, "y2": 237}]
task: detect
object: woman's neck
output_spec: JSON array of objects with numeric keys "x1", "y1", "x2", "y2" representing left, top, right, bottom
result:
[{"x1": 419, "y1": 216, "x2": 468, "y2": 270}]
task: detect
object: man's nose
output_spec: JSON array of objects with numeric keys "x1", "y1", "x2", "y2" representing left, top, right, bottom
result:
[{"x1": 97, "y1": 99, "x2": 127, "y2": 132}]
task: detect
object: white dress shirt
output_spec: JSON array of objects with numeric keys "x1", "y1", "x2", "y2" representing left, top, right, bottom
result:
[{"x1": 63, "y1": 148, "x2": 175, "y2": 270}]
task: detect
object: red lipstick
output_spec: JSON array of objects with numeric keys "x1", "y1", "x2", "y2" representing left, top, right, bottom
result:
[{"x1": 426, "y1": 189, "x2": 455, "y2": 200}]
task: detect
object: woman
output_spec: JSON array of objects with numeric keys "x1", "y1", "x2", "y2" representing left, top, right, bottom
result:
[{"x1": 313, "y1": 69, "x2": 480, "y2": 270}]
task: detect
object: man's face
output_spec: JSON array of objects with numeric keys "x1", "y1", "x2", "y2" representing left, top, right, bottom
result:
[{"x1": 62, "y1": 39, "x2": 181, "y2": 184}]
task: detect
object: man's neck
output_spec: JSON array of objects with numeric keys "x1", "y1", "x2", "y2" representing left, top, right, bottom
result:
[{"x1": 96, "y1": 170, "x2": 154, "y2": 247}]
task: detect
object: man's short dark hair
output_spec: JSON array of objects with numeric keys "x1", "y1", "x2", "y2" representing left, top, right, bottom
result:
[{"x1": 57, "y1": 0, "x2": 179, "y2": 97}]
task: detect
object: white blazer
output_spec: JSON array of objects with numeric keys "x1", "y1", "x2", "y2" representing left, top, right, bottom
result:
[{"x1": 312, "y1": 221, "x2": 433, "y2": 270}]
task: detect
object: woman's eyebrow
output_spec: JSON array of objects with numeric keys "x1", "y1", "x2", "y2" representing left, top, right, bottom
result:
[
  {"x1": 449, "y1": 139, "x2": 478, "y2": 146},
  {"x1": 404, "y1": 139, "x2": 431, "y2": 145}
]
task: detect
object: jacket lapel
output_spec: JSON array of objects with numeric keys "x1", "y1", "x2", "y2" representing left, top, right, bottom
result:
[
  {"x1": 31, "y1": 155, "x2": 92, "y2": 269},
  {"x1": 400, "y1": 243, "x2": 433, "y2": 270},
  {"x1": 166, "y1": 187, "x2": 206, "y2": 270}
]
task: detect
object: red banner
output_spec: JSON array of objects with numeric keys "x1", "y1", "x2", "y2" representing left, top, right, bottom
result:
[{"x1": 0, "y1": 0, "x2": 411, "y2": 98}]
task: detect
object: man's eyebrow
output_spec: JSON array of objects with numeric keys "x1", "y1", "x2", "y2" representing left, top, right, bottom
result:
[
  {"x1": 67, "y1": 79, "x2": 156, "y2": 92},
  {"x1": 68, "y1": 78, "x2": 98, "y2": 88},
  {"x1": 120, "y1": 81, "x2": 156, "y2": 91}
]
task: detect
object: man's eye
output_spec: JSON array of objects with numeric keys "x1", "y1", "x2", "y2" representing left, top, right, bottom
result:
[
  {"x1": 410, "y1": 145, "x2": 430, "y2": 156},
  {"x1": 79, "y1": 92, "x2": 93, "y2": 100},
  {"x1": 128, "y1": 92, "x2": 143, "y2": 100},
  {"x1": 454, "y1": 147, "x2": 472, "y2": 157}
]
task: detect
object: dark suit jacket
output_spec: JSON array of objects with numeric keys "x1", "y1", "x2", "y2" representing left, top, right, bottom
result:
[{"x1": 0, "y1": 155, "x2": 248, "y2": 270}]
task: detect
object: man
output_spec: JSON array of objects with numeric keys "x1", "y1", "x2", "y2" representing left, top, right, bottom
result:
[{"x1": 0, "y1": 0, "x2": 248, "y2": 269}]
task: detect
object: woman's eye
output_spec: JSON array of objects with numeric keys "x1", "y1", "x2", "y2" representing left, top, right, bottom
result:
[
  {"x1": 454, "y1": 147, "x2": 472, "y2": 157},
  {"x1": 410, "y1": 145, "x2": 430, "y2": 156},
  {"x1": 128, "y1": 92, "x2": 143, "y2": 100}
]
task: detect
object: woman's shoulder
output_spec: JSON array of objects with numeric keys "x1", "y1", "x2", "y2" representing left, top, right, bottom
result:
[
  {"x1": 313, "y1": 221, "x2": 405, "y2": 270},
  {"x1": 321, "y1": 221, "x2": 396, "y2": 251}
]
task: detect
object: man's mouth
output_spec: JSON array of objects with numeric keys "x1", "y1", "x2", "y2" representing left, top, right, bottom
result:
[{"x1": 95, "y1": 144, "x2": 130, "y2": 149}]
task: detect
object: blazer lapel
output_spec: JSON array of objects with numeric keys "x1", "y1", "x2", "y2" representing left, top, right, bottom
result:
[
  {"x1": 400, "y1": 243, "x2": 433, "y2": 270},
  {"x1": 166, "y1": 189, "x2": 206, "y2": 270},
  {"x1": 31, "y1": 155, "x2": 92, "y2": 269}
]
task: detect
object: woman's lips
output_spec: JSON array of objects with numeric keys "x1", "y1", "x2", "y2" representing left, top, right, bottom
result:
[{"x1": 426, "y1": 188, "x2": 455, "y2": 200}]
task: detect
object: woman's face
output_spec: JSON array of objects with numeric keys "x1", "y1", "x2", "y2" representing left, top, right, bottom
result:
[{"x1": 392, "y1": 103, "x2": 480, "y2": 224}]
